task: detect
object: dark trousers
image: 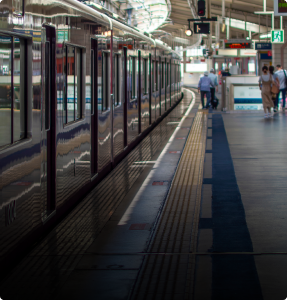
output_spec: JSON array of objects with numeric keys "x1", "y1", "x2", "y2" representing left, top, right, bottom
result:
[
  {"x1": 210, "y1": 87, "x2": 215, "y2": 101},
  {"x1": 201, "y1": 91, "x2": 211, "y2": 108},
  {"x1": 276, "y1": 88, "x2": 287, "y2": 108}
]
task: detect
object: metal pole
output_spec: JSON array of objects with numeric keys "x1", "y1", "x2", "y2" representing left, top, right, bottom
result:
[
  {"x1": 245, "y1": 14, "x2": 247, "y2": 39},
  {"x1": 259, "y1": 14, "x2": 260, "y2": 39},
  {"x1": 280, "y1": 16, "x2": 283, "y2": 29},
  {"x1": 266, "y1": 15, "x2": 268, "y2": 42},
  {"x1": 227, "y1": 19, "x2": 229, "y2": 39},
  {"x1": 263, "y1": 0, "x2": 266, "y2": 12}
]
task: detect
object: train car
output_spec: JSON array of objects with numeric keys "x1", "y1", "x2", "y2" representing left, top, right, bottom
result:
[{"x1": 0, "y1": 0, "x2": 182, "y2": 269}]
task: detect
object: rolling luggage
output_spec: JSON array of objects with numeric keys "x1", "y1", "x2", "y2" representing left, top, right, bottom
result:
[{"x1": 211, "y1": 97, "x2": 219, "y2": 109}]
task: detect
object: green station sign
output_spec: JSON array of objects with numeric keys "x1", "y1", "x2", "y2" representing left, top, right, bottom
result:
[{"x1": 271, "y1": 30, "x2": 284, "y2": 43}]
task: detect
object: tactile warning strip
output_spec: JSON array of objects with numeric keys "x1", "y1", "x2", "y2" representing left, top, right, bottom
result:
[{"x1": 131, "y1": 111, "x2": 207, "y2": 300}]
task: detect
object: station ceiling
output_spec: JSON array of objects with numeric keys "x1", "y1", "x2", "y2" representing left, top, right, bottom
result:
[{"x1": 160, "y1": 0, "x2": 280, "y2": 42}]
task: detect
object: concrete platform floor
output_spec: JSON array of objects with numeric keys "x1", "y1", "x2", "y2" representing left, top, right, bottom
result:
[{"x1": 0, "y1": 90, "x2": 286, "y2": 300}]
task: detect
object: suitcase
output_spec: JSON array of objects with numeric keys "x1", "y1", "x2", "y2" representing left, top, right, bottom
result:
[{"x1": 211, "y1": 97, "x2": 219, "y2": 109}]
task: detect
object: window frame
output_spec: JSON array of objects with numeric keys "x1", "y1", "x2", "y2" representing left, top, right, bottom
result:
[
  {"x1": 0, "y1": 30, "x2": 32, "y2": 150},
  {"x1": 63, "y1": 42, "x2": 85, "y2": 125}
]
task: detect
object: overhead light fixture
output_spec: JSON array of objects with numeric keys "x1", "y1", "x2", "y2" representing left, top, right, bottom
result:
[
  {"x1": 185, "y1": 28, "x2": 193, "y2": 36},
  {"x1": 185, "y1": 21, "x2": 193, "y2": 36}
]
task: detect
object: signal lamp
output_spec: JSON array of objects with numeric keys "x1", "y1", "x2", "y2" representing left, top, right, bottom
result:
[
  {"x1": 197, "y1": 0, "x2": 205, "y2": 17},
  {"x1": 185, "y1": 28, "x2": 193, "y2": 36}
]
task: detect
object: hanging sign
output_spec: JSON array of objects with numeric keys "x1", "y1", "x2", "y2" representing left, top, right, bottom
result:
[
  {"x1": 193, "y1": 23, "x2": 210, "y2": 34},
  {"x1": 271, "y1": 30, "x2": 285, "y2": 43},
  {"x1": 255, "y1": 43, "x2": 272, "y2": 50},
  {"x1": 274, "y1": 0, "x2": 287, "y2": 16}
]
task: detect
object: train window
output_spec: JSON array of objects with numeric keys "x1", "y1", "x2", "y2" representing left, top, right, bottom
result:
[
  {"x1": 64, "y1": 45, "x2": 83, "y2": 123},
  {"x1": 114, "y1": 53, "x2": 121, "y2": 106},
  {"x1": 144, "y1": 58, "x2": 148, "y2": 94},
  {"x1": 45, "y1": 42, "x2": 50, "y2": 130},
  {"x1": 102, "y1": 51, "x2": 110, "y2": 111},
  {"x1": 0, "y1": 34, "x2": 26, "y2": 148}
]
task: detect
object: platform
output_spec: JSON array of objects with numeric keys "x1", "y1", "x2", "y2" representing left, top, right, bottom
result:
[{"x1": 0, "y1": 88, "x2": 286, "y2": 300}]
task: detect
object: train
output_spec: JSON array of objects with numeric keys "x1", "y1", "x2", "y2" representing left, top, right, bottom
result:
[{"x1": 0, "y1": 0, "x2": 182, "y2": 273}]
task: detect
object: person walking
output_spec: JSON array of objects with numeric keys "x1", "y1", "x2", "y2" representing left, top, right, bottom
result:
[
  {"x1": 259, "y1": 66, "x2": 275, "y2": 118},
  {"x1": 198, "y1": 71, "x2": 214, "y2": 109},
  {"x1": 269, "y1": 66, "x2": 280, "y2": 112},
  {"x1": 275, "y1": 65, "x2": 287, "y2": 111},
  {"x1": 208, "y1": 68, "x2": 218, "y2": 104}
]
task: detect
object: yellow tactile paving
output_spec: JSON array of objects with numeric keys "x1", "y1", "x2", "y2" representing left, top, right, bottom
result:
[{"x1": 132, "y1": 110, "x2": 207, "y2": 300}]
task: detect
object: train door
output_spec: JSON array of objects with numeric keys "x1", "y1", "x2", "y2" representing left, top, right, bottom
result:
[
  {"x1": 91, "y1": 39, "x2": 98, "y2": 175},
  {"x1": 42, "y1": 25, "x2": 56, "y2": 219}
]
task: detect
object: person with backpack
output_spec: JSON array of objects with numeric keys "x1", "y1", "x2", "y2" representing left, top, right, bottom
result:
[
  {"x1": 269, "y1": 66, "x2": 280, "y2": 112},
  {"x1": 259, "y1": 66, "x2": 275, "y2": 118},
  {"x1": 275, "y1": 65, "x2": 287, "y2": 111}
]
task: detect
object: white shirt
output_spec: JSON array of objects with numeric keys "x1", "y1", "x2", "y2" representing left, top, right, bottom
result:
[
  {"x1": 208, "y1": 73, "x2": 218, "y2": 87},
  {"x1": 275, "y1": 69, "x2": 287, "y2": 90},
  {"x1": 258, "y1": 74, "x2": 274, "y2": 83}
]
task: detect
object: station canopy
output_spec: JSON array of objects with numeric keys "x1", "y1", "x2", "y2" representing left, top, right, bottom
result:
[{"x1": 111, "y1": 0, "x2": 283, "y2": 52}]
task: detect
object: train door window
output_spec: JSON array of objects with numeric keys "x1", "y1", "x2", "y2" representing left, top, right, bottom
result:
[
  {"x1": 91, "y1": 49, "x2": 94, "y2": 115},
  {"x1": 155, "y1": 61, "x2": 158, "y2": 91},
  {"x1": 76, "y1": 48, "x2": 82, "y2": 120},
  {"x1": 131, "y1": 56, "x2": 136, "y2": 99},
  {"x1": 152, "y1": 61, "x2": 155, "y2": 92},
  {"x1": 0, "y1": 34, "x2": 27, "y2": 148},
  {"x1": 45, "y1": 41, "x2": 50, "y2": 130},
  {"x1": 161, "y1": 62, "x2": 165, "y2": 89},
  {"x1": 64, "y1": 45, "x2": 83, "y2": 123},
  {"x1": 102, "y1": 51, "x2": 110, "y2": 111},
  {"x1": 215, "y1": 62, "x2": 218, "y2": 72},
  {"x1": 114, "y1": 53, "x2": 121, "y2": 106},
  {"x1": 144, "y1": 58, "x2": 148, "y2": 94},
  {"x1": 167, "y1": 63, "x2": 169, "y2": 87}
]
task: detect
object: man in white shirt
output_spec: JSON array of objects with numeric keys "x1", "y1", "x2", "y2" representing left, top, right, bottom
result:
[
  {"x1": 275, "y1": 65, "x2": 287, "y2": 110},
  {"x1": 208, "y1": 68, "x2": 218, "y2": 104}
]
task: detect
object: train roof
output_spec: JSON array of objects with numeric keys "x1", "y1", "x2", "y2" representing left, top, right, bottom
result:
[{"x1": 61, "y1": 0, "x2": 181, "y2": 59}]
